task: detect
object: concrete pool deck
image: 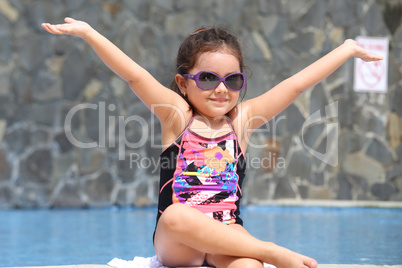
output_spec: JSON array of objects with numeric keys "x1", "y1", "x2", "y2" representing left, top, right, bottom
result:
[{"x1": 4, "y1": 265, "x2": 402, "y2": 268}]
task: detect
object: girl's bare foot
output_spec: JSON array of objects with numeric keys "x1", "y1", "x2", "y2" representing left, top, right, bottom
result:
[{"x1": 265, "y1": 242, "x2": 318, "y2": 268}]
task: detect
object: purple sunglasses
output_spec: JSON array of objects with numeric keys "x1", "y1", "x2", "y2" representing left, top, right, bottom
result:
[{"x1": 182, "y1": 71, "x2": 246, "y2": 91}]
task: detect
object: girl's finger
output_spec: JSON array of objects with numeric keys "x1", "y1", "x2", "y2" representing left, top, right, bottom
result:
[
  {"x1": 42, "y1": 23, "x2": 64, "y2": 35},
  {"x1": 64, "y1": 17, "x2": 75, "y2": 23}
]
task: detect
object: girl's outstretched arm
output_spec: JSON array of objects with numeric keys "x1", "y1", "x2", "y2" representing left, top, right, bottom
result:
[
  {"x1": 42, "y1": 18, "x2": 188, "y2": 121},
  {"x1": 243, "y1": 39, "x2": 383, "y2": 130}
]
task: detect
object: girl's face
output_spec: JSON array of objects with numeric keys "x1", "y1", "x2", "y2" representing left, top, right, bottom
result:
[{"x1": 179, "y1": 50, "x2": 242, "y2": 120}]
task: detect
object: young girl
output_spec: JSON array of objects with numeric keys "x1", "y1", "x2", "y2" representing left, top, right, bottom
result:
[{"x1": 42, "y1": 18, "x2": 381, "y2": 268}]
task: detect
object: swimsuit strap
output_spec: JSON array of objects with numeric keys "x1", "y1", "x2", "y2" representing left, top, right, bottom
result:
[
  {"x1": 174, "y1": 116, "x2": 194, "y2": 142},
  {"x1": 224, "y1": 116, "x2": 245, "y2": 159},
  {"x1": 225, "y1": 116, "x2": 236, "y2": 133}
]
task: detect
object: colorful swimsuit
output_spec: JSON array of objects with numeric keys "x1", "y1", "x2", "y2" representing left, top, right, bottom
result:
[{"x1": 156, "y1": 116, "x2": 246, "y2": 227}]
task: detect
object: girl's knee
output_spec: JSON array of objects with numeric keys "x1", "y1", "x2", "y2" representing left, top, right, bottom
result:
[{"x1": 159, "y1": 203, "x2": 191, "y2": 232}]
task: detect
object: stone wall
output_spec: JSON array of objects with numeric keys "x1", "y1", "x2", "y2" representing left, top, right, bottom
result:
[{"x1": 0, "y1": 0, "x2": 401, "y2": 208}]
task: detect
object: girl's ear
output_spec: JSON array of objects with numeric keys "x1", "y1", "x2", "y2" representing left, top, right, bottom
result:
[{"x1": 175, "y1": 74, "x2": 187, "y2": 95}]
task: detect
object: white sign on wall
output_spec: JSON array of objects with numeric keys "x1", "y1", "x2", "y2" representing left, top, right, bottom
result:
[{"x1": 353, "y1": 36, "x2": 389, "y2": 93}]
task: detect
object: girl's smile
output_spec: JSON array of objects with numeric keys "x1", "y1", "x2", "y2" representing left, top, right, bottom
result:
[{"x1": 209, "y1": 97, "x2": 228, "y2": 103}]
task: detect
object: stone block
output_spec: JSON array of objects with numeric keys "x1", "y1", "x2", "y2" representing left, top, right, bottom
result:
[
  {"x1": 309, "y1": 84, "x2": 330, "y2": 115},
  {"x1": 65, "y1": 0, "x2": 86, "y2": 13},
  {"x1": 342, "y1": 152, "x2": 384, "y2": 184},
  {"x1": 285, "y1": 104, "x2": 305, "y2": 134},
  {"x1": 246, "y1": 173, "x2": 272, "y2": 201},
  {"x1": 32, "y1": 70, "x2": 62, "y2": 102},
  {"x1": 0, "y1": 33, "x2": 12, "y2": 63},
  {"x1": 258, "y1": 0, "x2": 283, "y2": 15},
  {"x1": 302, "y1": 122, "x2": 325, "y2": 152},
  {"x1": 287, "y1": 0, "x2": 315, "y2": 23},
  {"x1": 0, "y1": 148, "x2": 11, "y2": 182},
  {"x1": 338, "y1": 130, "x2": 366, "y2": 162},
  {"x1": 77, "y1": 147, "x2": 107, "y2": 175},
  {"x1": 386, "y1": 165, "x2": 402, "y2": 181},
  {"x1": 84, "y1": 171, "x2": 114, "y2": 206},
  {"x1": 0, "y1": 120, "x2": 5, "y2": 142},
  {"x1": 336, "y1": 97, "x2": 353, "y2": 129},
  {"x1": 54, "y1": 131, "x2": 74, "y2": 153},
  {"x1": 353, "y1": 106, "x2": 386, "y2": 136},
  {"x1": 380, "y1": 0, "x2": 402, "y2": 35},
  {"x1": 363, "y1": 2, "x2": 389, "y2": 36},
  {"x1": 308, "y1": 186, "x2": 330, "y2": 200},
  {"x1": 17, "y1": 184, "x2": 51, "y2": 208},
  {"x1": 390, "y1": 86, "x2": 402, "y2": 117},
  {"x1": 116, "y1": 153, "x2": 138, "y2": 183},
  {"x1": 365, "y1": 137, "x2": 395, "y2": 166},
  {"x1": 273, "y1": 175, "x2": 296, "y2": 199},
  {"x1": 61, "y1": 103, "x2": 81, "y2": 130},
  {"x1": 328, "y1": 0, "x2": 359, "y2": 27},
  {"x1": 4, "y1": 124, "x2": 30, "y2": 154},
  {"x1": 19, "y1": 147, "x2": 53, "y2": 184},
  {"x1": 115, "y1": 186, "x2": 130, "y2": 206},
  {"x1": 387, "y1": 112, "x2": 400, "y2": 148},
  {"x1": 0, "y1": 0, "x2": 19, "y2": 23},
  {"x1": 26, "y1": 0, "x2": 65, "y2": 30},
  {"x1": 17, "y1": 33, "x2": 49, "y2": 73},
  {"x1": 0, "y1": 13, "x2": 10, "y2": 35},
  {"x1": 296, "y1": 0, "x2": 328, "y2": 30},
  {"x1": 287, "y1": 150, "x2": 312, "y2": 180},
  {"x1": 298, "y1": 184, "x2": 309, "y2": 199},
  {"x1": 12, "y1": 71, "x2": 32, "y2": 104},
  {"x1": 336, "y1": 173, "x2": 352, "y2": 200},
  {"x1": 260, "y1": 137, "x2": 281, "y2": 173},
  {"x1": 371, "y1": 182, "x2": 396, "y2": 201},
  {"x1": 62, "y1": 47, "x2": 91, "y2": 100},
  {"x1": 51, "y1": 181, "x2": 86, "y2": 208},
  {"x1": 30, "y1": 102, "x2": 59, "y2": 126},
  {"x1": 165, "y1": 10, "x2": 198, "y2": 36},
  {"x1": 287, "y1": 31, "x2": 315, "y2": 54},
  {"x1": 259, "y1": 15, "x2": 287, "y2": 47},
  {"x1": 52, "y1": 151, "x2": 75, "y2": 181},
  {"x1": 0, "y1": 185, "x2": 14, "y2": 208},
  {"x1": 312, "y1": 172, "x2": 325, "y2": 186},
  {"x1": 135, "y1": 180, "x2": 150, "y2": 206}
]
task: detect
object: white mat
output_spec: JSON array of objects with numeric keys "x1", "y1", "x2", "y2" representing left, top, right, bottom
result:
[{"x1": 108, "y1": 256, "x2": 276, "y2": 268}]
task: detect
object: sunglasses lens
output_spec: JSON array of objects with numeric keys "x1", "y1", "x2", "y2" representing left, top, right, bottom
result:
[
  {"x1": 198, "y1": 72, "x2": 220, "y2": 89},
  {"x1": 225, "y1": 73, "x2": 244, "y2": 91}
]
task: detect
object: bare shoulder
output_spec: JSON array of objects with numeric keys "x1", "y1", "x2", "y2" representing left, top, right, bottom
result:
[{"x1": 228, "y1": 101, "x2": 254, "y2": 133}]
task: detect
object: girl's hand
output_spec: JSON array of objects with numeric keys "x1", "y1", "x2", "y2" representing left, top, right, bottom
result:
[
  {"x1": 41, "y1": 17, "x2": 92, "y2": 39},
  {"x1": 344, "y1": 39, "x2": 383, "y2": 62}
]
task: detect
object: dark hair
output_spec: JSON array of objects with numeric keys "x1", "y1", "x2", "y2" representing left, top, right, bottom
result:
[{"x1": 170, "y1": 27, "x2": 248, "y2": 104}]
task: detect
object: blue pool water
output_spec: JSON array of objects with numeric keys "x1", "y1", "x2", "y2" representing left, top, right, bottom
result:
[{"x1": 0, "y1": 206, "x2": 401, "y2": 266}]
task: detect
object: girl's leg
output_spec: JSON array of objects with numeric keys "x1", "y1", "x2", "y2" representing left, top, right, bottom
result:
[
  {"x1": 206, "y1": 224, "x2": 263, "y2": 268},
  {"x1": 154, "y1": 203, "x2": 317, "y2": 268}
]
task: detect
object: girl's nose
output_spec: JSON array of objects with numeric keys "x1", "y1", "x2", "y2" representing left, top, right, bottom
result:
[{"x1": 214, "y1": 81, "x2": 228, "y2": 94}]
